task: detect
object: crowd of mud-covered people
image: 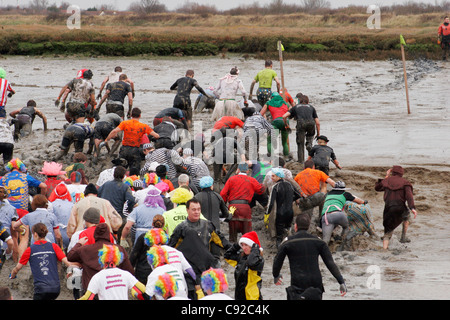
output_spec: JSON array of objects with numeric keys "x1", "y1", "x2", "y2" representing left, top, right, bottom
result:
[{"x1": 0, "y1": 62, "x2": 417, "y2": 301}]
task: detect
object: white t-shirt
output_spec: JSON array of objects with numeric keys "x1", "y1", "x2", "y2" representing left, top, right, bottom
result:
[
  {"x1": 201, "y1": 293, "x2": 234, "y2": 300},
  {"x1": 66, "y1": 184, "x2": 87, "y2": 203},
  {"x1": 146, "y1": 264, "x2": 188, "y2": 300},
  {"x1": 87, "y1": 267, "x2": 139, "y2": 300}
]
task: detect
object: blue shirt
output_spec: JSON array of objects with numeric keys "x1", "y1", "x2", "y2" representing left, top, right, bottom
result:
[{"x1": 0, "y1": 171, "x2": 42, "y2": 210}]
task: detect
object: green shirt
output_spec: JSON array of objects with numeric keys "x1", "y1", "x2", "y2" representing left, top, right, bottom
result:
[
  {"x1": 254, "y1": 68, "x2": 277, "y2": 89},
  {"x1": 163, "y1": 205, "x2": 187, "y2": 237}
]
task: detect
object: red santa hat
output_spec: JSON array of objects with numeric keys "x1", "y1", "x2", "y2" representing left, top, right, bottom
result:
[{"x1": 239, "y1": 231, "x2": 263, "y2": 252}]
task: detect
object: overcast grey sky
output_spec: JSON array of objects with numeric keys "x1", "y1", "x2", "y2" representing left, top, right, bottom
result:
[{"x1": 1, "y1": 0, "x2": 446, "y2": 11}]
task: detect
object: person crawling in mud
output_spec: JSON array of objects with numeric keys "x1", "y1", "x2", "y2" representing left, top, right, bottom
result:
[
  {"x1": 56, "y1": 115, "x2": 94, "y2": 161},
  {"x1": 55, "y1": 69, "x2": 97, "y2": 124},
  {"x1": 93, "y1": 113, "x2": 123, "y2": 163},
  {"x1": 170, "y1": 69, "x2": 210, "y2": 128},
  {"x1": 9, "y1": 100, "x2": 47, "y2": 141}
]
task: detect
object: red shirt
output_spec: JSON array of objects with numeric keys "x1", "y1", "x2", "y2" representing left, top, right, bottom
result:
[
  {"x1": 79, "y1": 225, "x2": 115, "y2": 245},
  {"x1": 19, "y1": 240, "x2": 66, "y2": 265},
  {"x1": 212, "y1": 116, "x2": 244, "y2": 133},
  {"x1": 220, "y1": 173, "x2": 265, "y2": 203}
]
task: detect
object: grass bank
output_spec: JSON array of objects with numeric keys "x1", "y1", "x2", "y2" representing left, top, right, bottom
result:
[{"x1": 0, "y1": 12, "x2": 443, "y2": 60}]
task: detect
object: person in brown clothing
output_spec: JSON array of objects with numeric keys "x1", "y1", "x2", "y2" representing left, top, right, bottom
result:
[
  {"x1": 375, "y1": 165, "x2": 417, "y2": 250},
  {"x1": 67, "y1": 223, "x2": 134, "y2": 293}
]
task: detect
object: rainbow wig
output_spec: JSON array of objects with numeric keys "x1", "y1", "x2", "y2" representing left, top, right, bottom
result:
[
  {"x1": 146, "y1": 245, "x2": 169, "y2": 269},
  {"x1": 98, "y1": 244, "x2": 124, "y2": 268},
  {"x1": 124, "y1": 175, "x2": 140, "y2": 188},
  {"x1": 143, "y1": 172, "x2": 160, "y2": 187},
  {"x1": 144, "y1": 228, "x2": 169, "y2": 247},
  {"x1": 5, "y1": 158, "x2": 27, "y2": 173},
  {"x1": 201, "y1": 268, "x2": 229, "y2": 294},
  {"x1": 154, "y1": 273, "x2": 179, "y2": 300}
]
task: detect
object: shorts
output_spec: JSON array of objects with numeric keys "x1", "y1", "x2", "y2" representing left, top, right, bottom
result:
[
  {"x1": 256, "y1": 88, "x2": 272, "y2": 106},
  {"x1": 66, "y1": 102, "x2": 87, "y2": 120},
  {"x1": 119, "y1": 145, "x2": 141, "y2": 170},
  {"x1": 173, "y1": 95, "x2": 192, "y2": 121},
  {"x1": 0, "y1": 106, "x2": 6, "y2": 118},
  {"x1": 94, "y1": 121, "x2": 115, "y2": 140},
  {"x1": 0, "y1": 142, "x2": 13, "y2": 163},
  {"x1": 106, "y1": 104, "x2": 125, "y2": 118},
  {"x1": 16, "y1": 114, "x2": 33, "y2": 136},
  {"x1": 60, "y1": 123, "x2": 93, "y2": 153}
]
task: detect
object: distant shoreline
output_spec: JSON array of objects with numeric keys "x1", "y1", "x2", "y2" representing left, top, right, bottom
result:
[{"x1": 0, "y1": 12, "x2": 443, "y2": 60}]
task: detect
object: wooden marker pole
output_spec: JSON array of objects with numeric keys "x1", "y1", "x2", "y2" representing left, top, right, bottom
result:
[{"x1": 400, "y1": 35, "x2": 411, "y2": 114}]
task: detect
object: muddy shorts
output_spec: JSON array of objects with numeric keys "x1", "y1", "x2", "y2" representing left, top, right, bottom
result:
[
  {"x1": 256, "y1": 88, "x2": 272, "y2": 107},
  {"x1": 106, "y1": 103, "x2": 125, "y2": 119},
  {"x1": 15, "y1": 114, "x2": 33, "y2": 137},
  {"x1": 66, "y1": 102, "x2": 87, "y2": 120},
  {"x1": 173, "y1": 95, "x2": 192, "y2": 121},
  {"x1": 0, "y1": 142, "x2": 13, "y2": 163},
  {"x1": 60, "y1": 123, "x2": 93, "y2": 153},
  {"x1": 94, "y1": 121, "x2": 115, "y2": 140},
  {"x1": 119, "y1": 145, "x2": 141, "y2": 170}
]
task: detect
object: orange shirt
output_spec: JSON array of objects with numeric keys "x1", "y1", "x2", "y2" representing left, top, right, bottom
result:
[
  {"x1": 212, "y1": 116, "x2": 244, "y2": 133},
  {"x1": 118, "y1": 119, "x2": 153, "y2": 147},
  {"x1": 294, "y1": 168, "x2": 329, "y2": 196}
]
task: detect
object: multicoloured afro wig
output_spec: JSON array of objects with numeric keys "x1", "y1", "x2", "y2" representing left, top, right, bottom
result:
[
  {"x1": 143, "y1": 172, "x2": 160, "y2": 187},
  {"x1": 201, "y1": 268, "x2": 229, "y2": 294},
  {"x1": 147, "y1": 245, "x2": 169, "y2": 269},
  {"x1": 98, "y1": 244, "x2": 124, "y2": 268},
  {"x1": 124, "y1": 175, "x2": 140, "y2": 188},
  {"x1": 5, "y1": 158, "x2": 27, "y2": 173},
  {"x1": 154, "y1": 273, "x2": 179, "y2": 300},
  {"x1": 144, "y1": 228, "x2": 169, "y2": 247}
]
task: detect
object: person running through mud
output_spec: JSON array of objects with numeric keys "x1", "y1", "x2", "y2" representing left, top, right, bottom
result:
[
  {"x1": 55, "y1": 69, "x2": 97, "y2": 124},
  {"x1": 375, "y1": 165, "x2": 417, "y2": 250},
  {"x1": 9, "y1": 100, "x2": 47, "y2": 141},
  {"x1": 265, "y1": 168, "x2": 302, "y2": 248},
  {"x1": 260, "y1": 92, "x2": 290, "y2": 158},
  {"x1": 211, "y1": 66, "x2": 247, "y2": 121},
  {"x1": 97, "y1": 74, "x2": 134, "y2": 119},
  {"x1": 170, "y1": 69, "x2": 210, "y2": 128},
  {"x1": 438, "y1": 16, "x2": 450, "y2": 60},
  {"x1": 307, "y1": 135, "x2": 342, "y2": 175},
  {"x1": 104, "y1": 107, "x2": 160, "y2": 172},
  {"x1": 0, "y1": 68, "x2": 15, "y2": 119},
  {"x1": 320, "y1": 181, "x2": 367, "y2": 246},
  {"x1": 282, "y1": 94, "x2": 320, "y2": 163},
  {"x1": 273, "y1": 213, "x2": 347, "y2": 300},
  {"x1": 97, "y1": 66, "x2": 135, "y2": 100},
  {"x1": 249, "y1": 60, "x2": 281, "y2": 107}
]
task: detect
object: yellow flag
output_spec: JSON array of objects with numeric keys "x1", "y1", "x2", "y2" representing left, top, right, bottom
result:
[
  {"x1": 400, "y1": 35, "x2": 406, "y2": 46},
  {"x1": 277, "y1": 41, "x2": 284, "y2": 51}
]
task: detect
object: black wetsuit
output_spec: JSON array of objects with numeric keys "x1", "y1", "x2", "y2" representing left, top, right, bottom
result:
[
  {"x1": 170, "y1": 77, "x2": 207, "y2": 121},
  {"x1": 288, "y1": 104, "x2": 318, "y2": 163},
  {"x1": 267, "y1": 179, "x2": 302, "y2": 244},
  {"x1": 272, "y1": 230, "x2": 345, "y2": 299}
]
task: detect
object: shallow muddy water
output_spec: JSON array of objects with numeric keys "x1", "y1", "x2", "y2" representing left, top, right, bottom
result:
[{"x1": 1, "y1": 56, "x2": 449, "y2": 300}]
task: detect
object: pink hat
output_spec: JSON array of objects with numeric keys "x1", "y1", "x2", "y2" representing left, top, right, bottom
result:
[
  {"x1": 39, "y1": 162, "x2": 66, "y2": 176},
  {"x1": 239, "y1": 231, "x2": 263, "y2": 251}
]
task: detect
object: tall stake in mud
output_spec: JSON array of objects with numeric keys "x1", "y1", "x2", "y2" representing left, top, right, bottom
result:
[
  {"x1": 277, "y1": 41, "x2": 286, "y2": 101},
  {"x1": 278, "y1": 40, "x2": 290, "y2": 152},
  {"x1": 400, "y1": 35, "x2": 411, "y2": 114}
]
